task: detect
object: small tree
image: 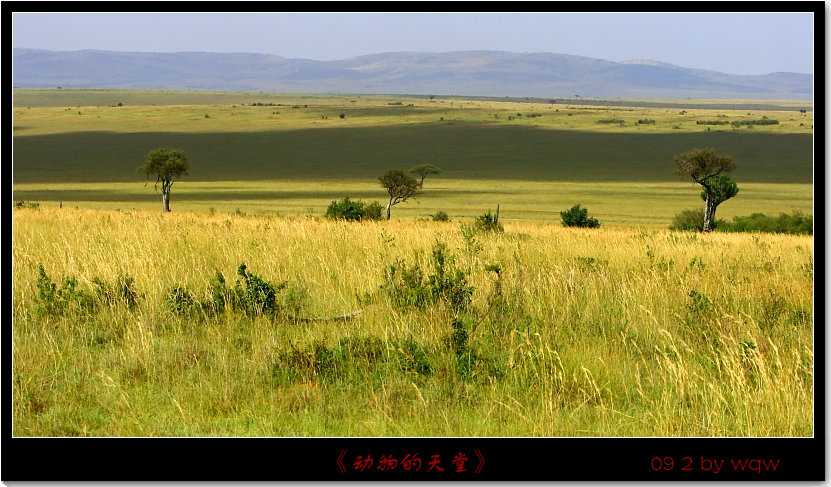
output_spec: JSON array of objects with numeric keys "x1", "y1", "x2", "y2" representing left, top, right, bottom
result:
[
  {"x1": 138, "y1": 148, "x2": 189, "y2": 212},
  {"x1": 673, "y1": 147, "x2": 736, "y2": 232},
  {"x1": 379, "y1": 169, "x2": 420, "y2": 219},
  {"x1": 699, "y1": 174, "x2": 738, "y2": 228},
  {"x1": 409, "y1": 164, "x2": 442, "y2": 188}
]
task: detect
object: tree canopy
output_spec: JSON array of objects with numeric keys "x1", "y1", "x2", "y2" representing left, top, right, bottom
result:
[
  {"x1": 673, "y1": 147, "x2": 735, "y2": 184},
  {"x1": 673, "y1": 147, "x2": 737, "y2": 232},
  {"x1": 379, "y1": 169, "x2": 420, "y2": 219},
  {"x1": 409, "y1": 163, "x2": 442, "y2": 188},
  {"x1": 137, "y1": 148, "x2": 189, "y2": 212}
]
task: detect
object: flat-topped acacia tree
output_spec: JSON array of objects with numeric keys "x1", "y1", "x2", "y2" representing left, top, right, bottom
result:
[
  {"x1": 379, "y1": 169, "x2": 420, "y2": 219},
  {"x1": 138, "y1": 148, "x2": 189, "y2": 212},
  {"x1": 409, "y1": 163, "x2": 442, "y2": 189}
]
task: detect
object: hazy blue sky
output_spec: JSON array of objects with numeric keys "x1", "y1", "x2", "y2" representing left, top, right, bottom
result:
[{"x1": 12, "y1": 11, "x2": 816, "y2": 75}]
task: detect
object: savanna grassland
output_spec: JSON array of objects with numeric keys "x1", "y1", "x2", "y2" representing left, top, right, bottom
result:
[
  {"x1": 12, "y1": 89, "x2": 813, "y2": 223},
  {"x1": 12, "y1": 89, "x2": 814, "y2": 437}
]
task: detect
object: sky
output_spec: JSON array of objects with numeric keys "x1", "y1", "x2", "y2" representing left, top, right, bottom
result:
[{"x1": 11, "y1": 11, "x2": 816, "y2": 75}]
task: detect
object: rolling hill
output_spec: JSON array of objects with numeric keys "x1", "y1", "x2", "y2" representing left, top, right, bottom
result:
[{"x1": 12, "y1": 49, "x2": 813, "y2": 100}]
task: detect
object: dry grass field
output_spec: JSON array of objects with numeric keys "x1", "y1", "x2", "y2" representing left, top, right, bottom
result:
[
  {"x1": 12, "y1": 207, "x2": 813, "y2": 436},
  {"x1": 12, "y1": 89, "x2": 814, "y2": 437}
]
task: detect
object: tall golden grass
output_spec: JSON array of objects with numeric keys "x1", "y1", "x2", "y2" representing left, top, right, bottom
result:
[{"x1": 13, "y1": 208, "x2": 813, "y2": 436}]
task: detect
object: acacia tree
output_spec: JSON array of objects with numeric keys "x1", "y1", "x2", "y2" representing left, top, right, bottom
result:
[
  {"x1": 673, "y1": 147, "x2": 736, "y2": 232},
  {"x1": 379, "y1": 169, "x2": 420, "y2": 219},
  {"x1": 700, "y1": 174, "x2": 739, "y2": 229},
  {"x1": 409, "y1": 163, "x2": 442, "y2": 188},
  {"x1": 138, "y1": 148, "x2": 189, "y2": 212}
]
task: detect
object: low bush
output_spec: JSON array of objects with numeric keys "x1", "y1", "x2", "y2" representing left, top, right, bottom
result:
[
  {"x1": 431, "y1": 210, "x2": 451, "y2": 222},
  {"x1": 671, "y1": 209, "x2": 812, "y2": 235},
  {"x1": 669, "y1": 208, "x2": 723, "y2": 232},
  {"x1": 560, "y1": 204, "x2": 600, "y2": 228},
  {"x1": 718, "y1": 211, "x2": 812, "y2": 235},
  {"x1": 732, "y1": 119, "x2": 779, "y2": 127},
  {"x1": 35, "y1": 265, "x2": 95, "y2": 316},
  {"x1": 325, "y1": 197, "x2": 383, "y2": 222},
  {"x1": 382, "y1": 242, "x2": 474, "y2": 313},
  {"x1": 14, "y1": 201, "x2": 40, "y2": 209},
  {"x1": 230, "y1": 264, "x2": 287, "y2": 317},
  {"x1": 475, "y1": 205, "x2": 503, "y2": 232}
]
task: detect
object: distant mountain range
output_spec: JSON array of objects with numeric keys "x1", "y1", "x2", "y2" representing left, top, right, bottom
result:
[{"x1": 12, "y1": 48, "x2": 813, "y2": 100}]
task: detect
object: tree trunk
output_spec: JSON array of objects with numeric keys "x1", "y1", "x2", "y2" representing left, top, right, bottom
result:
[
  {"x1": 702, "y1": 193, "x2": 712, "y2": 232},
  {"x1": 385, "y1": 200, "x2": 392, "y2": 220},
  {"x1": 162, "y1": 190, "x2": 171, "y2": 212}
]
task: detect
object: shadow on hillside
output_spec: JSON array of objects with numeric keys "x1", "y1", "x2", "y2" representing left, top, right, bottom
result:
[{"x1": 13, "y1": 124, "x2": 814, "y2": 185}]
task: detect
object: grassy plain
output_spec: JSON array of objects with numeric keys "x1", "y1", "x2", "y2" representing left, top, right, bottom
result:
[
  {"x1": 12, "y1": 89, "x2": 814, "y2": 227},
  {"x1": 12, "y1": 89, "x2": 814, "y2": 437},
  {"x1": 13, "y1": 208, "x2": 814, "y2": 436}
]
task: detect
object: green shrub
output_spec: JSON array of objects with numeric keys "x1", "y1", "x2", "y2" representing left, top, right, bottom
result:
[
  {"x1": 382, "y1": 259, "x2": 432, "y2": 309},
  {"x1": 732, "y1": 119, "x2": 779, "y2": 127},
  {"x1": 718, "y1": 211, "x2": 813, "y2": 235},
  {"x1": 397, "y1": 338, "x2": 433, "y2": 377},
  {"x1": 672, "y1": 209, "x2": 812, "y2": 235},
  {"x1": 325, "y1": 197, "x2": 383, "y2": 222},
  {"x1": 669, "y1": 208, "x2": 723, "y2": 232},
  {"x1": 231, "y1": 264, "x2": 287, "y2": 317},
  {"x1": 35, "y1": 265, "x2": 94, "y2": 316},
  {"x1": 475, "y1": 205, "x2": 503, "y2": 232},
  {"x1": 364, "y1": 201, "x2": 384, "y2": 221},
  {"x1": 431, "y1": 210, "x2": 451, "y2": 222},
  {"x1": 560, "y1": 204, "x2": 600, "y2": 228},
  {"x1": 428, "y1": 242, "x2": 474, "y2": 314},
  {"x1": 382, "y1": 242, "x2": 474, "y2": 313},
  {"x1": 167, "y1": 285, "x2": 195, "y2": 315}
]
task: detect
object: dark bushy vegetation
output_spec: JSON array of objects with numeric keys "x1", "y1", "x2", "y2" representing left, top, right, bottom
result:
[
  {"x1": 167, "y1": 264, "x2": 291, "y2": 319},
  {"x1": 14, "y1": 201, "x2": 40, "y2": 209},
  {"x1": 35, "y1": 265, "x2": 93, "y2": 316},
  {"x1": 669, "y1": 208, "x2": 719, "y2": 232},
  {"x1": 696, "y1": 120, "x2": 730, "y2": 125},
  {"x1": 474, "y1": 205, "x2": 503, "y2": 232},
  {"x1": 732, "y1": 118, "x2": 779, "y2": 127},
  {"x1": 670, "y1": 209, "x2": 812, "y2": 235},
  {"x1": 382, "y1": 242, "x2": 474, "y2": 314},
  {"x1": 35, "y1": 265, "x2": 139, "y2": 316},
  {"x1": 431, "y1": 210, "x2": 451, "y2": 222},
  {"x1": 718, "y1": 211, "x2": 813, "y2": 235},
  {"x1": 560, "y1": 204, "x2": 600, "y2": 228},
  {"x1": 325, "y1": 197, "x2": 383, "y2": 222}
]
